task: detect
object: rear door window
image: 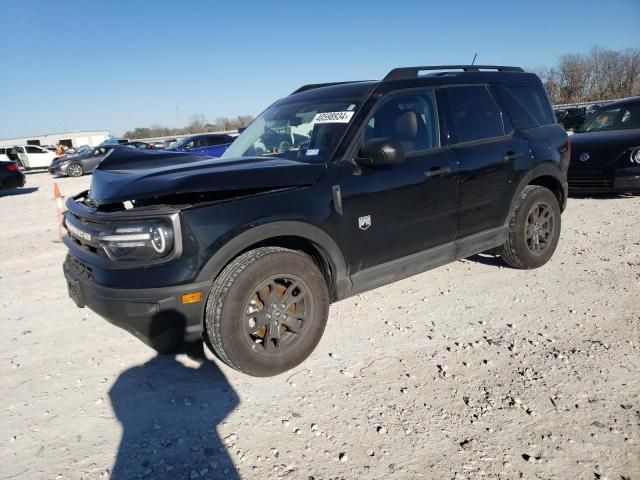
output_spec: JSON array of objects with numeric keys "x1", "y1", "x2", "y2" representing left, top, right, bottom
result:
[
  {"x1": 206, "y1": 135, "x2": 228, "y2": 146},
  {"x1": 448, "y1": 86, "x2": 505, "y2": 143}
]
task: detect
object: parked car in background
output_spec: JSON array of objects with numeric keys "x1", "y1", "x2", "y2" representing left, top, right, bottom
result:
[
  {"x1": 123, "y1": 141, "x2": 155, "y2": 150},
  {"x1": 555, "y1": 107, "x2": 586, "y2": 131},
  {"x1": 568, "y1": 96, "x2": 640, "y2": 194},
  {"x1": 100, "y1": 137, "x2": 130, "y2": 146},
  {"x1": 49, "y1": 145, "x2": 119, "y2": 177},
  {"x1": 0, "y1": 145, "x2": 56, "y2": 169},
  {"x1": 0, "y1": 160, "x2": 26, "y2": 190},
  {"x1": 164, "y1": 133, "x2": 235, "y2": 157}
]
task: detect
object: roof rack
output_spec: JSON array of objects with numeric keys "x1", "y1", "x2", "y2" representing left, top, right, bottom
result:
[
  {"x1": 383, "y1": 65, "x2": 524, "y2": 81},
  {"x1": 291, "y1": 81, "x2": 361, "y2": 95}
]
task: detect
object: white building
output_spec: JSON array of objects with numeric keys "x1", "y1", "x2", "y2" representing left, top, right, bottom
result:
[{"x1": 0, "y1": 130, "x2": 111, "y2": 149}]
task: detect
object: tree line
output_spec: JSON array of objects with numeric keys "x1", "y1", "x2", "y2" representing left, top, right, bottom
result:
[
  {"x1": 123, "y1": 114, "x2": 254, "y2": 140},
  {"x1": 536, "y1": 47, "x2": 640, "y2": 105}
]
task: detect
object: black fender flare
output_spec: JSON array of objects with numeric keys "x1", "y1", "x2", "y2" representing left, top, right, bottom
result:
[
  {"x1": 195, "y1": 220, "x2": 349, "y2": 293},
  {"x1": 506, "y1": 164, "x2": 568, "y2": 221}
]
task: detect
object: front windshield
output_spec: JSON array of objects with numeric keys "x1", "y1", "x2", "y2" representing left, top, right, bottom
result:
[
  {"x1": 582, "y1": 106, "x2": 621, "y2": 132},
  {"x1": 222, "y1": 98, "x2": 360, "y2": 162},
  {"x1": 165, "y1": 137, "x2": 189, "y2": 150}
]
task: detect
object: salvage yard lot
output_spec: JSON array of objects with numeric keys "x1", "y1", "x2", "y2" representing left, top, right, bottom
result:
[{"x1": 1, "y1": 172, "x2": 639, "y2": 479}]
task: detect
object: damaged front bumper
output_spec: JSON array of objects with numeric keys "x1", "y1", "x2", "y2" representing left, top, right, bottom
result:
[
  {"x1": 62, "y1": 190, "x2": 209, "y2": 352},
  {"x1": 63, "y1": 254, "x2": 210, "y2": 352}
]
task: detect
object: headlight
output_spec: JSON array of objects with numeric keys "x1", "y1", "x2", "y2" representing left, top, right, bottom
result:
[
  {"x1": 630, "y1": 147, "x2": 640, "y2": 164},
  {"x1": 99, "y1": 221, "x2": 174, "y2": 261}
]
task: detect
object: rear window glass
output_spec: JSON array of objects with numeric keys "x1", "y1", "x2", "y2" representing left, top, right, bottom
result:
[{"x1": 448, "y1": 86, "x2": 504, "y2": 143}]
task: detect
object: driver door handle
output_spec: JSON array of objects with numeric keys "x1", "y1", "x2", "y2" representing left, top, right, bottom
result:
[{"x1": 424, "y1": 166, "x2": 451, "y2": 178}]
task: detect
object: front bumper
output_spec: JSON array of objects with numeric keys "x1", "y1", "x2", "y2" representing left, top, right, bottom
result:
[
  {"x1": 569, "y1": 171, "x2": 640, "y2": 194},
  {"x1": 49, "y1": 163, "x2": 69, "y2": 176},
  {"x1": 63, "y1": 254, "x2": 211, "y2": 352}
]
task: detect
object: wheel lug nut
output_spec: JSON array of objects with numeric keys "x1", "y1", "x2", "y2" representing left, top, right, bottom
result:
[{"x1": 280, "y1": 304, "x2": 286, "y2": 309}]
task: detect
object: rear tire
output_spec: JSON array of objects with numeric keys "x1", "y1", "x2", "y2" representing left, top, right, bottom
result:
[
  {"x1": 205, "y1": 247, "x2": 329, "y2": 377},
  {"x1": 67, "y1": 162, "x2": 83, "y2": 177},
  {"x1": 499, "y1": 185, "x2": 561, "y2": 269}
]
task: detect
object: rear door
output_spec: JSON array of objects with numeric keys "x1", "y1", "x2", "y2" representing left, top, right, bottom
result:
[{"x1": 444, "y1": 85, "x2": 526, "y2": 238}]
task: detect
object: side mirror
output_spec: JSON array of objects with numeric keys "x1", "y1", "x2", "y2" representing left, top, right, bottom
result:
[{"x1": 356, "y1": 138, "x2": 405, "y2": 167}]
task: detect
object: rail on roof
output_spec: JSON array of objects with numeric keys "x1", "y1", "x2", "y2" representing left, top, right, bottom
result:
[
  {"x1": 290, "y1": 81, "x2": 366, "y2": 95},
  {"x1": 383, "y1": 65, "x2": 524, "y2": 81}
]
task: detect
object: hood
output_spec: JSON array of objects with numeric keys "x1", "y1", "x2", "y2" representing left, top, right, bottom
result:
[
  {"x1": 570, "y1": 129, "x2": 639, "y2": 168},
  {"x1": 89, "y1": 148, "x2": 326, "y2": 205}
]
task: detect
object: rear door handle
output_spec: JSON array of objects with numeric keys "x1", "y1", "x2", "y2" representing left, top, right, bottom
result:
[
  {"x1": 504, "y1": 151, "x2": 522, "y2": 162},
  {"x1": 424, "y1": 166, "x2": 452, "y2": 178}
]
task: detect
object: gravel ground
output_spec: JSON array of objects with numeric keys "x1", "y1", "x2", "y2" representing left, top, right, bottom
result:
[{"x1": 1, "y1": 171, "x2": 639, "y2": 480}]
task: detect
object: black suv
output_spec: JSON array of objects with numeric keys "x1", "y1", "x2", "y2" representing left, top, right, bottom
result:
[{"x1": 62, "y1": 65, "x2": 569, "y2": 376}]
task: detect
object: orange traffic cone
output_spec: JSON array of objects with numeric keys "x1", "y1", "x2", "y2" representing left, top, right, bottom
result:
[{"x1": 53, "y1": 182, "x2": 66, "y2": 239}]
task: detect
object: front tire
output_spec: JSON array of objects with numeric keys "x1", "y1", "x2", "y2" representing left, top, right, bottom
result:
[
  {"x1": 499, "y1": 185, "x2": 561, "y2": 269},
  {"x1": 205, "y1": 247, "x2": 329, "y2": 377}
]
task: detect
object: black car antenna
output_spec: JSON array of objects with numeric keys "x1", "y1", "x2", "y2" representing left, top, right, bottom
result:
[{"x1": 471, "y1": 53, "x2": 478, "y2": 65}]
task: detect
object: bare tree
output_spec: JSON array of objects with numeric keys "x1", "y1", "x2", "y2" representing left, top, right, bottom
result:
[{"x1": 538, "y1": 46, "x2": 640, "y2": 104}]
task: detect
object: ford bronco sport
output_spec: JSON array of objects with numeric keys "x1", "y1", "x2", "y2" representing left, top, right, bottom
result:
[{"x1": 63, "y1": 65, "x2": 569, "y2": 376}]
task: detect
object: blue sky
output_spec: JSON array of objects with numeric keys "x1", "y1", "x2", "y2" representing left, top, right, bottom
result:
[{"x1": 1, "y1": 0, "x2": 638, "y2": 138}]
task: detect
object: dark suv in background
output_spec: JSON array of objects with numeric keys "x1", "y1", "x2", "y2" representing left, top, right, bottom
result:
[
  {"x1": 62, "y1": 65, "x2": 568, "y2": 376},
  {"x1": 568, "y1": 96, "x2": 640, "y2": 194}
]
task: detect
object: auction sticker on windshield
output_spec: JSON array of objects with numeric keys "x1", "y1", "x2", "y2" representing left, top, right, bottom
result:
[{"x1": 313, "y1": 111, "x2": 354, "y2": 124}]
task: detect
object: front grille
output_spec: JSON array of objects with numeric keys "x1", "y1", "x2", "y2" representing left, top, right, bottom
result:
[
  {"x1": 65, "y1": 212, "x2": 109, "y2": 258},
  {"x1": 66, "y1": 255, "x2": 93, "y2": 280}
]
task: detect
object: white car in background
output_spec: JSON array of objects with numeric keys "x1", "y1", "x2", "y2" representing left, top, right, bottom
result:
[{"x1": 0, "y1": 145, "x2": 56, "y2": 169}]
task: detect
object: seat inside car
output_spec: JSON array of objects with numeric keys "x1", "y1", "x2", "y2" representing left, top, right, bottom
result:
[{"x1": 373, "y1": 101, "x2": 432, "y2": 151}]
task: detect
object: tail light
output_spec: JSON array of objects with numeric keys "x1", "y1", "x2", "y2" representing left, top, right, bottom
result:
[
  {"x1": 5, "y1": 163, "x2": 18, "y2": 172},
  {"x1": 560, "y1": 137, "x2": 571, "y2": 169}
]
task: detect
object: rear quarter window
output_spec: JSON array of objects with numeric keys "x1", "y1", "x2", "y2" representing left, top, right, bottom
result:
[{"x1": 496, "y1": 85, "x2": 555, "y2": 129}]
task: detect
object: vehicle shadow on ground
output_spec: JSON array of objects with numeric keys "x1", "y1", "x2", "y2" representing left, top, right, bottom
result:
[
  {"x1": 0, "y1": 187, "x2": 39, "y2": 197},
  {"x1": 463, "y1": 253, "x2": 505, "y2": 268},
  {"x1": 569, "y1": 192, "x2": 640, "y2": 200},
  {"x1": 109, "y1": 316, "x2": 240, "y2": 479}
]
